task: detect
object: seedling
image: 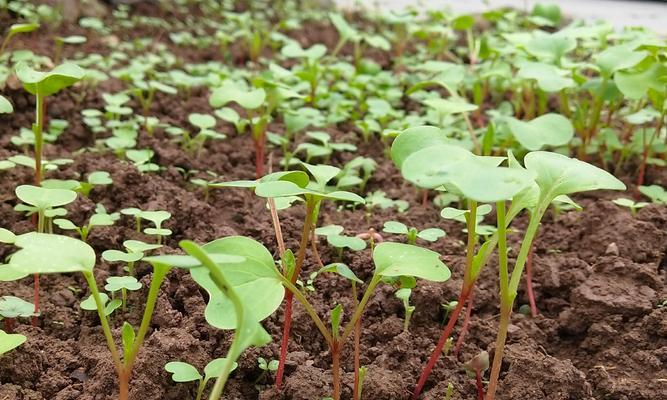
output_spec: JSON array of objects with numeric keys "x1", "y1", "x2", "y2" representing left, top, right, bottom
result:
[
  {"x1": 295, "y1": 131, "x2": 356, "y2": 163},
  {"x1": 0, "y1": 95, "x2": 12, "y2": 113},
  {"x1": 184, "y1": 113, "x2": 225, "y2": 156},
  {"x1": 102, "y1": 239, "x2": 162, "y2": 276},
  {"x1": 15, "y1": 62, "x2": 85, "y2": 186},
  {"x1": 54, "y1": 204, "x2": 120, "y2": 241},
  {"x1": 314, "y1": 225, "x2": 367, "y2": 259},
  {"x1": 105, "y1": 276, "x2": 142, "y2": 312},
  {"x1": 53, "y1": 35, "x2": 87, "y2": 64},
  {"x1": 0, "y1": 23, "x2": 39, "y2": 58},
  {"x1": 395, "y1": 276, "x2": 416, "y2": 332},
  {"x1": 165, "y1": 358, "x2": 237, "y2": 400},
  {"x1": 382, "y1": 221, "x2": 445, "y2": 245},
  {"x1": 612, "y1": 198, "x2": 648, "y2": 216},
  {"x1": 639, "y1": 185, "x2": 667, "y2": 204},
  {"x1": 81, "y1": 291, "x2": 122, "y2": 317},
  {"x1": 15, "y1": 184, "x2": 77, "y2": 318},
  {"x1": 464, "y1": 351, "x2": 489, "y2": 400},
  {"x1": 139, "y1": 210, "x2": 172, "y2": 244},
  {"x1": 131, "y1": 80, "x2": 178, "y2": 114},
  {"x1": 191, "y1": 171, "x2": 222, "y2": 202},
  {"x1": 121, "y1": 207, "x2": 144, "y2": 232},
  {"x1": 0, "y1": 296, "x2": 36, "y2": 332},
  {"x1": 281, "y1": 41, "x2": 327, "y2": 105},
  {"x1": 78, "y1": 171, "x2": 113, "y2": 197},
  {"x1": 126, "y1": 149, "x2": 159, "y2": 173},
  {"x1": 0, "y1": 329, "x2": 26, "y2": 356}
]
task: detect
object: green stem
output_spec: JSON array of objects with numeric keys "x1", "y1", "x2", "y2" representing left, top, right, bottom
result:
[
  {"x1": 279, "y1": 274, "x2": 333, "y2": 346},
  {"x1": 83, "y1": 271, "x2": 123, "y2": 371},
  {"x1": 126, "y1": 264, "x2": 170, "y2": 370},
  {"x1": 340, "y1": 274, "x2": 381, "y2": 343},
  {"x1": 34, "y1": 93, "x2": 44, "y2": 185},
  {"x1": 463, "y1": 200, "x2": 478, "y2": 284},
  {"x1": 496, "y1": 201, "x2": 509, "y2": 301},
  {"x1": 507, "y1": 207, "x2": 545, "y2": 297}
]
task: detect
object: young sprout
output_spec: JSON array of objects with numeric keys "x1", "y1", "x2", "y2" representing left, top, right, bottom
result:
[
  {"x1": 15, "y1": 62, "x2": 85, "y2": 186},
  {"x1": 14, "y1": 185, "x2": 77, "y2": 318},
  {"x1": 186, "y1": 113, "x2": 225, "y2": 156},
  {"x1": 612, "y1": 198, "x2": 648, "y2": 216},
  {"x1": 54, "y1": 204, "x2": 120, "y2": 241},
  {"x1": 165, "y1": 358, "x2": 237, "y2": 400},
  {"x1": 0, "y1": 23, "x2": 39, "y2": 57},
  {"x1": 131, "y1": 80, "x2": 178, "y2": 114},
  {"x1": 295, "y1": 131, "x2": 357, "y2": 164},
  {"x1": 78, "y1": 171, "x2": 113, "y2": 197},
  {"x1": 382, "y1": 221, "x2": 445, "y2": 245},
  {"x1": 139, "y1": 210, "x2": 172, "y2": 244},
  {"x1": 191, "y1": 171, "x2": 221, "y2": 202},
  {"x1": 280, "y1": 41, "x2": 326, "y2": 105},
  {"x1": 53, "y1": 35, "x2": 87, "y2": 64},
  {"x1": 0, "y1": 329, "x2": 27, "y2": 356},
  {"x1": 315, "y1": 225, "x2": 367, "y2": 259},
  {"x1": 102, "y1": 239, "x2": 162, "y2": 276},
  {"x1": 394, "y1": 276, "x2": 416, "y2": 332},
  {"x1": 0, "y1": 296, "x2": 36, "y2": 332},
  {"x1": 121, "y1": 207, "x2": 143, "y2": 232},
  {"x1": 639, "y1": 184, "x2": 667, "y2": 204},
  {"x1": 464, "y1": 351, "x2": 489, "y2": 400},
  {"x1": 81, "y1": 291, "x2": 121, "y2": 317},
  {"x1": 257, "y1": 357, "x2": 279, "y2": 373},
  {"x1": 0, "y1": 95, "x2": 12, "y2": 113},
  {"x1": 126, "y1": 149, "x2": 159, "y2": 173},
  {"x1": 105, "y1": 276, "x2": 142, "y2": 312}
]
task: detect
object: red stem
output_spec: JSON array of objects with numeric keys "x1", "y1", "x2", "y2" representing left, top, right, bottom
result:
[
  {"x1": 353, "y1": 286, "x2": 362, "y2": 400},
  {"x1": 454, "y1": 290, "x2": 475, "y2": 358},
  {"x1": 32, "y1": 274, "x2": 40, "y2": 326},
  {"x1": 475, "y1": 369, "x2": 485, "y2": 400},
  {"x1": 4, "y1": 318, "x2": 14, "y2": 333},
  {"x1": 412, "y1": 286, "x2": 471, "y2": 399},
  {"x1": 525, "y1": 247, "x2": 538, "y2": 317},
  {"x1": 274, "y1": 291, "x2": 293, "y2": 389}
]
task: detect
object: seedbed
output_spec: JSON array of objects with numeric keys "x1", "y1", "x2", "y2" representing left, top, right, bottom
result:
[{"x1": 0, "y1": 1, "x2": 665, "y2": 400}]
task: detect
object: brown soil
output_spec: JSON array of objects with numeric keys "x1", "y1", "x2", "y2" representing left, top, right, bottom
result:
[{"x1": 0, "y1": 3, "x2": 666, "y2": 400}]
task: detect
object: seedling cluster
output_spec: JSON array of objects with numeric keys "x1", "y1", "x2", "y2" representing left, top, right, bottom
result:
[{"x1": 0, "y1": 1, "x2": 661, "y2": 400}]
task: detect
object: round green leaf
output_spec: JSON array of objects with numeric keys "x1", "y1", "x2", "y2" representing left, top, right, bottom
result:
[
  {"x1": 524, "y1": 151, "x2": 626, "y2": 200},
  {"x1": 15, "y1": 62, "x2": 85, "y2": 97},
  {"x1": 390, "y1": 126, "x2": 452, "y2": 169},
  {"x1": 0, "y1": 330, "x2": 27, "y2": 355},
  {"x1": 0, "y1": 95, "x2": 13, "y2": 114},
  {"x1": 382, "y1": 221, "x2": 408, "y2": 234},
  {"x1": 8, "y1": 23, "x2": 39, "y2": 35},
  {"x1": 165, "y1": 362, "x2": 202, "y2": 383},
  {"x1": 204, "y1": 358, "x2": 238, "y2": 381},
  {"x1": 0, "y1": 296, "x2": 35, "y2": 318},
  {"x1": 8, "y1": 233, "x2": 95, "y2": 274},
  {"x1": 507, "y1": 114, "x2": 574, "y2": 151},
  {"x1": 188, "y1": 113, "x2": 216, "y2": 130},
  {"x1": 105, "y1": 276, "x2": 142, "y2": 292},
  {"x1": 327, "y1": 235, "x2": 367, "y2": 251},
  {"x1": 102, "y1": 250, "x2": 143, "y2": 263},
  {"x1": 15, "y1": 185, "x2": 77, "y2": 210},
  {"x1": 373, "y1": 242, "x2": 450, "y2": 282}
]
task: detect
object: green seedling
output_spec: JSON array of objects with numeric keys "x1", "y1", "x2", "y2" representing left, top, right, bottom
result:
[
  {"x1": 11, "y1": 119, "x2": 68, "y2": 149},
  {"x1": 14, "y1": 184, "x2": 77, "y2": 317},
  {"x1": 78, "y1": 171, "x2": 113, "y2": 197},
  {"x1": 165, "y1": 358, "x2": 237, "y2": 400},
  {"x1": 0, "y1": 95, "x2": 12, "y2": 113},
  {"x1": 2, "y1": 232, "x2": 212, "y2": 400},
  {"x1": 105, "y1": 276, "x2": 142, "y2": 312},
  {"x1": 131, "y1": 80, "x2": 177, "y2": 114},
  {"x1": 103, "y1": 239, "x2": 162, "y2": 276},
  {"x1": 258, "y1": 357, "x2": 279, "y2": 373},
  {"x1": 382, "y1": 221, "x2": 445, "y2": 245},
  {"x1": 391, "y1": 126, "x2": 625, "y2": 399},
  {"x1": 81, "y1": 291, "x2": 122, "y2": 317},
  {"x1": 209, "y1": 80, "x2": 268, "y2": 177},
  {"x1": 315, "y1": 225, "x2": 367, "y2": 259},
  {"x1": 121, "y1": 207, "x2": 144, "y2": 232},
  {"x1": 395, "y1": 276, "x2": 416, "y2": 332},
  {"x1": 191, "y1": 171, "x2": 221, "y2": 202},
  {"x1": 139, "y1": 210, "x2": 172, "y2": 244},
  {"x1": 329, "y1": 13, "x2": 390, "y2": 70},
  {"x1": 126, "y1": 149, "x2": 159, "y2": 173},
  {"x1": 214, "y1": 163, "x2": 365, "y2": 390},
  {"x1": 639, "y1": 185, "x2": 667, "y2": 204},
  {"x1": 54, "y1": 204, "x2": 120, "y2": 241},
  {"x1": 53, "y1": 35, "x2": 86, "y2": 64},
  {"x1": 184, "y1": 113, "x2": 225, "y2": 156},
  {"x1": 337, "y1": 156, "x2": 377, "y2": 192},
  {"x1": 0, "y1": 329, "x2": 26, "y2": 356},
  {"x1": 295, "y1": 131, "x2": 356, "y2": 164},
  {"x1": 0, "y1": 23, "x2": 39, "y2": 58},
  {"x1": 15, "y1": 62, "x2": 85, "y2": 186},
  {"x1": 612, "y1": 198, "x2": 648, "y2": 216},
  {"x1": 364, "y1": 190, "x2": 409, "y2": 216},
  {"x1": 0, "y1": 296, "x2": 36, "y2": 332},
  {"x1": 145, "y1": 238, "x2": 277, "y2": 398},
  {"x1": 281, "y1": 41, "x2": 327, "y2": 105},
  {"x1": 464, "y1": 351, "x2": 489, "y2": 400}
]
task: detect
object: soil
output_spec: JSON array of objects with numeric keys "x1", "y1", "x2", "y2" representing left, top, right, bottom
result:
[{"x1": 0, "y1": 3, "x2": 666, "y2": 400}]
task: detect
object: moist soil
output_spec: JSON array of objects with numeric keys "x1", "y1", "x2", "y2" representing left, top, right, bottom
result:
[{"x1": 0, "y1": 4, "x2": 666, "y2": 400}]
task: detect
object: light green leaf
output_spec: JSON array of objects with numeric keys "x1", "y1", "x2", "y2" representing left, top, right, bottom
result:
[
  {"x1": 0, "y1": 330, "x2": 27, "y2": 355},
  {"x1": 204, "y1": 358, "x2": 237, "y2": 381},
  {"x1": 8, "y1": 233, "x2": 95, "y2": 274},
  {"x1": 16, "y1": 185, "x2": 77, "y2": 210},
  {"x1": 373, "y1": 242, "x2": 450, "y2": 281},
  {"x1": 390, "y1": 126, "x2": 452, "y2": 169},
  {"x1": 15, "y1": 62, "x2": 85, "y2": 97},
  {"x1": 417, "y1": 228, "x2": 446, "y2": 242},
  {"x1": 327, "y1": 235, "x2": 366, "y2": 251},
  {"x1": 507, "y1": 114, "x2": 574, "y2": 151},
  {"x1": 0, "y1": 296, "x2": 35, "y2": 318},
  {"x1": 165, "y1": 362, "x2": 202, "y2": 383},
  {"x1": 382, "y1": 221, "x2": 408, "y2": 234},
  {"x1": 209, "y1": 81, "x2": 265, "y2": 110},
  {"x1": 102, "y1": 250, "x2": 143, "y2": 263},
  {"x1": 0, "y1": 95, "x2": 13, "y2": 114},
  {"x1": 105, "y1": 276, "x2": 142, "y2": 292},
  {"x1": 318, "y1": 263, "x2": 363, "y2": 284}
]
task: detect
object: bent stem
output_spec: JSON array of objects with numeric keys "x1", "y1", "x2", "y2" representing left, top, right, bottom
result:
[
  {"x1": 525, "y1": 247, "x2": 537, "y2": 317},
  {"x1": 454, "y1": 290, "x2": 475, "y2": 358},
  {"x1": 275, "y1": 197, "x2": 318, "y2": 389},
  {"x1": 487, "y1": 204, "x2": 544, "y2": 400},
  {"x1": 412, "y1": 201, "x2": 478, "y2": 399}
]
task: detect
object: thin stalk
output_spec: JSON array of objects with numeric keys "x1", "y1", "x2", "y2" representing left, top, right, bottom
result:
[
  {"x1": 275, "y1": 197, "x2": 318, "y2": 389},
  {"x1": 352, "y1": 282, "x2": 361, "y2": 400},
  {"x1": 340, "y1": 274, "x2": 381, "y2": 342},
  {"x1": 278, "y1": 275, "x2": 333, "y2": 345},
  {"x1": 331, "y1": 341, "x2": 342, "y2": 400},
  {"x1": 475, "y1": 369, "x2": 485, "y2": 400},
  {"x1": 525, "y1": 247, "x2": 537, "y2": 317},
  {"x1": 412, "y1": 201, "x2": 477, "y2": 399},
  {"x1": 83, "y1": 272, "x2": 123, "y2": 370},
  {"x1": 462, "y1": 112, "x2": 481, "y2": 155},
  {"x1": 453, "y1": 290, "x2": 474, "y2": 358},
  {"x1": 487, "y1": 205, "x2": 544, "y2": 400}
]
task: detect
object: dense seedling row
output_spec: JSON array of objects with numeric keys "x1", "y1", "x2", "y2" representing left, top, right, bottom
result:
[{"x1": 0, "y1": 1, "x2": 664, "y2": 399}]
